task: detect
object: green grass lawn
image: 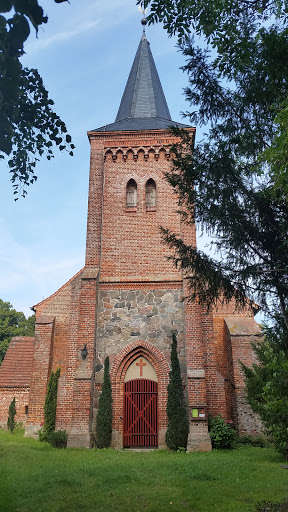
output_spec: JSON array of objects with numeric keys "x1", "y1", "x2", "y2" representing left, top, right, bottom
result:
[{"x1": 0, "y1": 429, "x2": 287, "y2": 512}]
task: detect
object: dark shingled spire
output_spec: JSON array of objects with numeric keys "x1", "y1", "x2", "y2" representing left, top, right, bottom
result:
[
  {"x1": 115, "y1": 31, "x2": 171, "y2": 122},
  {"x1": 93, "y1": 26, "x2": 190, "y2": 132}
]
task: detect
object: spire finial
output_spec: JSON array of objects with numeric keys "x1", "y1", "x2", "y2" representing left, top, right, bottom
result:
[{"x1": 138, "y1": 6, "x2": 148, "y2": 38}]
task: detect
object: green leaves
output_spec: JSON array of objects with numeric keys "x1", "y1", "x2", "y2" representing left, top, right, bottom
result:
[
  {"x1": 40, "y1": 368, "x2": 61, "y2": 442},
  {"x1": 0, "y1": 67, "x2": 75, "y2": 198},
  {"x1": 7, "y1": 397, "x2": 16, "y2": 433},
  {"x1": 151, "y1": 6, "x2": 288, "y2": 324},
  {"x1": 8, "y1": 13, "x2": 30, "y2": 49},
  {"x1": 0, "y1": 0, "x2": 13, "y2": 13},
  {"x1": 242, "y1": 325, "x2": 288, "y2": 458},
  {"x1": 208, "y1": 414, "x2": 238, "y2": 449},
  {"x1": 0, "y1": 1, "x2": 74, "y2": 197},
  {"x1": 166, "y1": 334, "x2": 189, "y2": 451},
  {"x1": 96, "y1": 356, "x2": 112, "y2": 449}
]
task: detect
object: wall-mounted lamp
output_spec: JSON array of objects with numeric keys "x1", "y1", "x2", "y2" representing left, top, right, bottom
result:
[{"x1": 80, "y1": 344, "x2": 88, "y2": 360}]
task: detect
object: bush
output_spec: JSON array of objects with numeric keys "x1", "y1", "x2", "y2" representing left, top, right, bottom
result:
[
  {"x1": 96, "y1": 357, "x2": 112, "y2": 448},
  {"x1": 39, "y1": 368, "x2": 60, "y2": 442},
  {"x1": 7, "y1": 397, "x2": 16, "y2": 433},
  {"x1": 208, "y1": 414, "x2": 238, "y2": 449},
  {"x1": 166, "y1": 333, "x2": 189, "y2": 451},
  {"x1": 47, "y1": 430, "x2": 68, "y2": 448},
  {"x1": 241, "y1": 328, "x2": 288, "y2": 459},
  {"x1": 38, "y1": 428, "x2": 47, "y2": 442},
  {"x1": 238, "y1": 434, "x2": 271, "y2": 448}
]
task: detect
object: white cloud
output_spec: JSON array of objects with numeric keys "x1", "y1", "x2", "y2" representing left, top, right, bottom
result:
[
  {"x1": 0, "y1": 219, "x2": 83, "y2": 317},
  {"x1": 23, "y1": 0, "x2": 137, "y2": 54},
  {"x1": 27, "y1": 19, "x2": 100, "y2": 51}
]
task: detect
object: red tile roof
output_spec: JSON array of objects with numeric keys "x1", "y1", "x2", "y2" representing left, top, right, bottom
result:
[{"x1": 0, "y1": 337, "x2": 35, "y2": 388}]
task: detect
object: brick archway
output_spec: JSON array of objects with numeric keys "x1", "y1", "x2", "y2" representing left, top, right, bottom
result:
[{"x1": 110, "y1": 340, "x2": 170, "y2": 449}]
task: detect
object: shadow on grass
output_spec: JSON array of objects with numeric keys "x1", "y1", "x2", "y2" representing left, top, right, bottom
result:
[{"x1": 254, "y1": 501, "x2": 288, "y2": 512}]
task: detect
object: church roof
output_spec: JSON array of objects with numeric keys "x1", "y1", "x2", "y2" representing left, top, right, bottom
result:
[
  {"x1": 0, "y1": 337, "x2": 34, "y2": 388},
  {"x1": 93, "y1": 28, "x2": 190, "y2": 132}
]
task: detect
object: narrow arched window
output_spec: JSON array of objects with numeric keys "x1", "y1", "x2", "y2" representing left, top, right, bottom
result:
[
  {"x1": 145, "y1": 179, "x2": 156, "y2": 209},
  {"x1": 126, "y1": 179, "x2": 137, "y2": 208}
]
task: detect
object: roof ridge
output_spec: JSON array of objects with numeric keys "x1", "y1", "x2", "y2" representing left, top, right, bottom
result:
[{"x1": 32, "y1": 267, "x2": 85, "y2": 311}]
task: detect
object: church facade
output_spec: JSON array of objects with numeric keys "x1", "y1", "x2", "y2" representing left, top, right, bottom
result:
[{"x1": 0, "y1": 27, "x2": 263, "y2": 450}]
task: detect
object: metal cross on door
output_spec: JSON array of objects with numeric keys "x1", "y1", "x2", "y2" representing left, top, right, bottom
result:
[{"x1": 123, "y1": 378, "x2": 158, "y2": 448}]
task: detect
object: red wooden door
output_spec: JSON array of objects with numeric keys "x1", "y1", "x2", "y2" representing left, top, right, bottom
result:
[{"x1": 123, "y1": 379, "x2": 158, "y2": 448}]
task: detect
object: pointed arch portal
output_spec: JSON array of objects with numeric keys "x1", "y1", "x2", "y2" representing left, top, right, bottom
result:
[{"x1": 110, "y1": 340, "x2": 170, "y2": 449}]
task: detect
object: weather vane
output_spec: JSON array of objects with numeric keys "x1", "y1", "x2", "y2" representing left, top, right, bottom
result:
[{"x1": 138, "y1": 6, "x2": 148, "y2": 16}]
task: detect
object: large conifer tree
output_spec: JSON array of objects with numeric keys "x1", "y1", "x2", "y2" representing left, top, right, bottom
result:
[
  {"x1": 166, "y1": 333, "x2": 189, "y2": 450},
  {"x1": 96, "y1": 356, "x2": 112, "y2": 448},
  {"x1": 141, "y1": 0, "x2": 288, "y2": 454}
]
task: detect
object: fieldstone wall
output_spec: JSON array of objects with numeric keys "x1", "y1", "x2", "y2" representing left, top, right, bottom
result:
[
  {"x1": 236, "y1": 391, "x2": 263, "y2": 435},
  {"x1": 224, "y1": 317, "x2": 264, "y2": 435},
  {"x1": 96, "y1": 287, "x2": 185, "y2": 369}
]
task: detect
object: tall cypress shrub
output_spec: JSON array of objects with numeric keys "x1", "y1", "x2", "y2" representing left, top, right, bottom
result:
[
  {"x1": 166, "y1": 333, "x2": 189, "y2": 450},
  {"x1": 96, "y1": 356, "x2": 112, "y2": 448},
  {"x1": 7, "y1": 397, "x2": 16, "y2": 433},
  {"x1": 40, "y1": 368, "x2": 60, "y2": 441}
]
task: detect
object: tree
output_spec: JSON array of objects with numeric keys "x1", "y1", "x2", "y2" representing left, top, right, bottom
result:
[
  {"x1": 96, "y1": 356, "x2": 112, "y2": 448},
  {"x1": 40, "y1": 368, "x2": 60, "y2": 441},
  {"x1": 241, "y1": 325, "x2": 288, "y2": 458},
  {"x1": 138, "y1": 0, "x2": 288, "y2": 325},
  {"x1": 0, "y1": 0, "x2": 74, "y2": 198},
  {"x1": 7, "y1": 396, "x2": 16, "y2": 433},
  {"x1": 0, "y1": 299, "x2": 35, "y2": 364},
  {"x1": 139, "y1": 0, "x2": 288, "y2": 453},
  {"x1": 166, "y1": 333, "x2": 189, "y2": 450}
]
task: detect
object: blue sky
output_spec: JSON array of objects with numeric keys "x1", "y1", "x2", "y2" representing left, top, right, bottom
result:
[{"x1": 1, "y1": 1, "x2": 195, "y2": 317}]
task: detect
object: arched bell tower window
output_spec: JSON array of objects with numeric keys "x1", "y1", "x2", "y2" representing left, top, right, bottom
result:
[
  {"x1": 126, "y1": 179, "x2": 137, "y2": 209},
  {"x1": 145, "y1": 179, "x2": 156, "y2": 209}
]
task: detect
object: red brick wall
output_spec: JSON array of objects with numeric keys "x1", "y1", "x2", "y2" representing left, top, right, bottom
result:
[
  {"x1": 67, "y1": 274, "x2": 98, "y2": 447},
  {"x1": 30, "y1": 270, "x2": 98, "y2": 447},
  {"x1": 33, "y1": 271, "x2": 81, "y2": 433},
  {"x1": 26, "y1": 316, "x2": 55, "y2": 432},
  {"x1": 0, "y1": 388, "x2": 29, "y2": 428},
  {"x1": 22, "y1": 124, "x2": 262, "y2": 447},
  {"x1": 87, "y1": 129, "x2": 196, "y2": 282}
]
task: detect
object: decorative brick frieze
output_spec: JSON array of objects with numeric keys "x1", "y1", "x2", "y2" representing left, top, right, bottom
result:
[{"x1": 104, "y1": 145, "x2": 171, "y2": 162}]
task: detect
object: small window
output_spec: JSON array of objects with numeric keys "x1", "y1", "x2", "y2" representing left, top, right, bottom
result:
[
  {"x1": 145, "y1": 179, "x2": 156, "y2": 209},
  {"x1": 25, "y1": 405, "x2": 29, "y2": 415},
  {"x1": 126, "y1": 179, "x2": 137, "y2": 209}
]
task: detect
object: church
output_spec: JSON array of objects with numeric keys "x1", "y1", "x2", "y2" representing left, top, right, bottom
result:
[{"x1": 0, "y1": 22, "x2": 263, "y2": 450}]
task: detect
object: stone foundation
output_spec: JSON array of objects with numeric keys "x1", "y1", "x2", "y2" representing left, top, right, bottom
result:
[
  {"x1": 67, "y1": 432, "x2": 91, "y2": 448},
  {"x1": 187, "y1": 422, "x2": 212, "y2": 452}
]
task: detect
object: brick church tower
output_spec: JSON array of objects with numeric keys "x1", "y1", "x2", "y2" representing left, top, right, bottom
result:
[{"x1": 0, "y1": 23, "x2": 263, "y2": 449}]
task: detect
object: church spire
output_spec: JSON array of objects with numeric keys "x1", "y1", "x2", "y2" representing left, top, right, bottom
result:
[
  {"x1": 93, "y1": 22, "x2": 190, "y2": 132},
  {"x1": 115, "y1": 21, "x2": 172, "y2": 124}
]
